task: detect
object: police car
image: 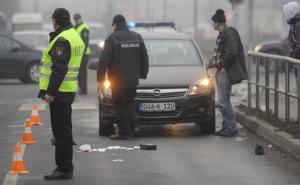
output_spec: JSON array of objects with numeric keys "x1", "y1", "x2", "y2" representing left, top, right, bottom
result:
[{"x1": 90, "y1": 30, "x2": 215, "y2": 137}]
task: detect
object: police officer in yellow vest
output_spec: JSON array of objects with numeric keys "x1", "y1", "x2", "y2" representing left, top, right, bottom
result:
[
  {"x1": 38, "y1": 8, "x2": 84, "y2": 180},
  {"x1": 74, "y1": 13, "x2": 90, "y2": 95}
]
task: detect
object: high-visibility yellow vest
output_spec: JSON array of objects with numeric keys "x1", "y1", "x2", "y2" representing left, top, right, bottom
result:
[
  {"x1": 39, "y1": 28, "x2": 85, "y2": 92},
  {"x1": 75, "y1": 23, "x2": 91, "y2": 55}
]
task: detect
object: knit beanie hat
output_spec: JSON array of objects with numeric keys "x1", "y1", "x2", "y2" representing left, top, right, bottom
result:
[{"x1": 211, "y1": 9, "x2": 226, "y2": 23}]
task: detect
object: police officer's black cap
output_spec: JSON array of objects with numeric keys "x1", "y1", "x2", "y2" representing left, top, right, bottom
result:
[
  {"x1": 74, "y1": 13, "x2": 81, "y2": 20},
  {"x1": 112, "y1": 14, "x2": 126, "y2": 26},
  {"x1": 51, "y1": 8, "x2": 70, "y2": 22}
]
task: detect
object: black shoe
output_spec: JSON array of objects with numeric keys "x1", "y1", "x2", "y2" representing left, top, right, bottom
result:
[
  {"x1": 218, "y1": 129, "x2": 238, "y2": 137},
  {"x1": 109, "y1": 134, "x2": 132, "y2": 140},
  {"x1": 44, "y1": 169, "x2": 73, "y2": 180}
]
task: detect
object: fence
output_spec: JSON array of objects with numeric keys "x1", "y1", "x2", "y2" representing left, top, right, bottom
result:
[{"x1": 247, "y1": 51, "x2": 300, "y2": 127}]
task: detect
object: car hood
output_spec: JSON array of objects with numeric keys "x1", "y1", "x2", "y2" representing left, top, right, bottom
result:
[{"x1": 139, "y1": 66, "x2": 206, "y2": 88}]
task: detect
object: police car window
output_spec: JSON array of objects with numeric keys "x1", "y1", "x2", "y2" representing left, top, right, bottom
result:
[
  {"x1": 0, "y1": 35, "x2": 12, "y2": 50},
  {"x1": 145, "y1": 39, "x2": 202, "y2": 66}
]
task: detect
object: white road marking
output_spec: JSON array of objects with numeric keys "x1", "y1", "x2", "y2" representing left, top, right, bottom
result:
[
  {"x1": 18, "y1": 104, "x2": 46, "y2": 111},
  {"x1": 72, "y1": 102, "x2": 98, "y2": 110}
]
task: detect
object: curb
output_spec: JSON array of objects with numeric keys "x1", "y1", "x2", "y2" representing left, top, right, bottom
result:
[{"x1": 235, "y1": 109, "x2": 300, "y2": 161}]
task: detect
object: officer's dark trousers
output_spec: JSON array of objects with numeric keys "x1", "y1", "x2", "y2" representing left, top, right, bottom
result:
[
  {"x1": 49, "y1": 100, "x2": 73, "y2": 172},
  {"x1": 78, "y1": 55, "x2": 89, "y2": 93},
  {"x1": 111, "y1": 88, "x2": 137, "y2": 136}
]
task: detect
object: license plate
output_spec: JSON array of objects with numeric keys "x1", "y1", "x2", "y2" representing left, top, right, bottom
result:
[{"x1": 139, "y1": 102, "x2": 176, "y2": 112}]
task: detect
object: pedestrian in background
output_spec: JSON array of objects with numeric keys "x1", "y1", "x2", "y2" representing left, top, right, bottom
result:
[
  {"x1": 74, "y1": 13, "x2": 90, "y2": 95},
  {"x1": 97, "y1": 14, "x2": 149, "y2": 140},
  {"x1": 283, "y1": 2, "x2": 300, "y2": 79},
  {"x1": 38, "y1": 8, "x2": 85, "y2": 180},
  {"x1": 208, "y1": 9, "x2": 247, "y2": 137}
]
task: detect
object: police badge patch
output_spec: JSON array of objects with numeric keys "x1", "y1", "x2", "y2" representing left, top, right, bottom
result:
[{"x1": 55, "y1": 47, "x2": 63, "y2": 56}]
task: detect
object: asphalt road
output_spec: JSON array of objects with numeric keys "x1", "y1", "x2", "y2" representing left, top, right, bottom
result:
[{"x1": 1, "y1": 70, "x2": 300, "y2": 185}]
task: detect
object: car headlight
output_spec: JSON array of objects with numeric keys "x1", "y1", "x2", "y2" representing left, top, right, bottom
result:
[
  {"x1": 99, "y1": 79, "x2": 112, "y2": 96},
  {"x1": 254, "y1": 45, "x2": 262, "y2": 52},
  {"x1": 98, "y1": 41, "x2": 105, "y2": 48},
  {"x1": 187, "y1": 78, "x2": 211, "y2": 96}
]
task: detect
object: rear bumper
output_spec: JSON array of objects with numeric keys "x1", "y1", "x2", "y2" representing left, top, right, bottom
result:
[{"x1": 99, "y1": 93, "x2": 214, "y2": 125}]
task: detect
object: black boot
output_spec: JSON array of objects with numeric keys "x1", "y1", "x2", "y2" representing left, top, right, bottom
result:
[{"x1": 44, "y1": 168, "x2": 73, "y2": 180}]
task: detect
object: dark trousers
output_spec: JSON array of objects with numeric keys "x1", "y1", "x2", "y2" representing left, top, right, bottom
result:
[
  {"x1": 111, "y1": 88, "x2": 137, "y2": 136},
  {"x1": 49, "y1": 101, "x2": 73, "y2": 172},
  {"x1": 78, "y1": 55, "x2": 89, "y2": 93}
]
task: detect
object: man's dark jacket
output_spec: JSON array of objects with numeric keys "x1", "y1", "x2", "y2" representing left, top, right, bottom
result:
[
  {"x1": 218, "y1": 26, "x2": 248, "y2": 85},
  {"x1": 97, "y1": 23, "x2": 149, "y2": 89},
  {"x1": 288, "y1": 13, "x2": 300, "y2": 59}
]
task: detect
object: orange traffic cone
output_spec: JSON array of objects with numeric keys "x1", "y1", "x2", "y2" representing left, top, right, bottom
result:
[
  {"x1": 24, "y1": 119, "x2": 31, "y2": 127},
  {"x1": 9, "y1": 143, "x2": 29, "y2": 174},
  {"x1": 21, "y1": 119, "x2": 36, "y2": 144},
  {"x1": 30, "y1": 104, "x2": 42, "y2": 126}
]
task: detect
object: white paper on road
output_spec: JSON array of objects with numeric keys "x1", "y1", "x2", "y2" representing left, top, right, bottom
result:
[
  {"x1": 112, "y1": 159, "x2": 124, "y2": 162},
  {"x1": 79, "y1": 144, "x2": 92, "y2": 152},
  {"x1": 79, "y1": 145, "x2": 140, "y2": 153},
  {"x1": 235, "y1": 137, "x2": 248, "y2": 142}
]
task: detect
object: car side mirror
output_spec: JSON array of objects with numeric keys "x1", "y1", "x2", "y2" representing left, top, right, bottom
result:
[
  {"x1": 10, "y1": 45, "x2": 20, "y2": 53},
  {"x1": 88, "y1": 61, "x2": 98, "y2": 70}
]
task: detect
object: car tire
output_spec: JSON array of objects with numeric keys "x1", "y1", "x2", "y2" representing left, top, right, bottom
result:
[
  {"x1": 21, "y1": 62, "x2": 40, "y2": 83},
  {"x1": 198, "y1": 104, "x2": 216, "y2": 135},
  {"x1": 98, "y1": 106, "x2": 114, "y2": 136}
]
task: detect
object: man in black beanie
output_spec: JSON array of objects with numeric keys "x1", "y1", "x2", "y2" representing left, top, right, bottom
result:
[{"x1": 208, "y1": 9, "x2": 248, "y2": 137}]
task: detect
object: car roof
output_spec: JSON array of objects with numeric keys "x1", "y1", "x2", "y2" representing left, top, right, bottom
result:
[{"x1": 139, "y1": 32, "x2": 191, "y2": 40}]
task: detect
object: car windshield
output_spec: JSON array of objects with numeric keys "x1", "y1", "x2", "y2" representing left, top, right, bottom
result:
[
  {"x1": 13, "y1": 34, "x2": 48, "y2": 48},
  {"x1": 90, "y1": 27, "x2": 106, "y2": 40},
  {"x1": 145, "y1": 39, "x2": 202, "y2": 66}
]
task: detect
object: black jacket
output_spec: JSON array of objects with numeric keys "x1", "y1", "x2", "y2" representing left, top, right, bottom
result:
[
  {"x1": 97, "y1": 23, "x2": 149, "y2": 89},
  {"x1": 217, "y1": 26, "x2": 248, "y2": 85},
  {"x1": 38, "y1": 25, "x2": 76, "y2": 103}
]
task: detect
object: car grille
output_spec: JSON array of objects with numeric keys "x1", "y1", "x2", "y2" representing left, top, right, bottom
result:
[{"x1": 136, "y1": 89, "x2": 187, "y2": 99}]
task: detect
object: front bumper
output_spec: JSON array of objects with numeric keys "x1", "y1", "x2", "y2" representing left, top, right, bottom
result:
[{"x1": 99, "y1": 92, "x2": 214, "y2": 125}]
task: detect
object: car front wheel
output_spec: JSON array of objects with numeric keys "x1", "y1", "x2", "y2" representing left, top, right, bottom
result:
[
  {"x1": 98, "y1": 106, "x2": 114, "y2": 136},
  {"x1": 21, "y1": 62, "x2": 40, "y2": 83}
]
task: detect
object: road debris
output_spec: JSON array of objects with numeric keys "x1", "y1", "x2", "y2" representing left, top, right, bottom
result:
[
  {"x1": 112, "y1": 159, "x2": 124, "y2": 162},
  {"x1": 79, "y1": 144, "x2": 92, "y2": 152}
]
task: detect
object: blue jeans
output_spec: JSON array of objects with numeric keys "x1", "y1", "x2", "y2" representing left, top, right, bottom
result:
[{"x1": 216, "y1": 71, "x2": 237, "y2": 132}]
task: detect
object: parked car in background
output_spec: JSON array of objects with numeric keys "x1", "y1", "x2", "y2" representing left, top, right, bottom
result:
[
  {"x1": 87, "y1": 22, "x2": 107, "y2": 61},
  {"x1": 254, "y1": 39, "x2": 289, "y2": 72},
  {"x1": 12, "y1": 13, "x2": 43, "y2": 32},
  {"x1": 13, "y1": 30, "x2": 48, "y2": 51},
  {"x1": 254, "y1": 39, "x2": 289, "y2": 56},
  {"x1": 0, "y1": 33, "x2": 42, "y2": 83},
  {"x1": 89, "y1": 31, "x2": 215, "y2": 136}
]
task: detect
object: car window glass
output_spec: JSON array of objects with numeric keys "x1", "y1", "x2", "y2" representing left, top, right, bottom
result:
[
  {"x1": 0, "y1": 35, "x2": 12, "y2": 50},
  {"x1": 145, "y1": 39, "x2": 202, "y2": 66}
]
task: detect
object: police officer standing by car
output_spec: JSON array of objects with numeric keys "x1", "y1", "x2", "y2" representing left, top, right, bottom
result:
[
  {"x1": 74, "y1": 13, "x2": 90, "y2": 95},
  {"x1": 97, "y1": 14, "x2": 149, "y2": 140},
  {"x1": 208, "y1": 9, "x2": 247, "y2": 137},
  {"x1": 38, "y1": 8, "x2": 84, "y2": 180}
]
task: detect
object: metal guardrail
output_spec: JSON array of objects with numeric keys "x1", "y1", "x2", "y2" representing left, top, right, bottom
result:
[{"x1": 247, "y1": 51, "x2": 300, "y2": 127}]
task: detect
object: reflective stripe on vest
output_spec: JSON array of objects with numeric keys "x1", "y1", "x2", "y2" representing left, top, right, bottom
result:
[
  {"x1": 75, "y1": 23, "x2": 91, "y2": 55},
  {"x1": 39, "y1": 28, "x2": 85, "y2": 92}
]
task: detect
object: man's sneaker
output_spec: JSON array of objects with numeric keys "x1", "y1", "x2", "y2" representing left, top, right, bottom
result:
[
  {"x1": 109, "y1": 134, "x2": 132, "y2": 140},
  {"x1": 218, "y1": 129, "x2": 238, "y2": 137},
  {"x1": 214, "y1": 129, "x2": 225, "y2": 136},
  {"x1": 44, "y1": 169, "x2": 73, "y2": 180}
]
